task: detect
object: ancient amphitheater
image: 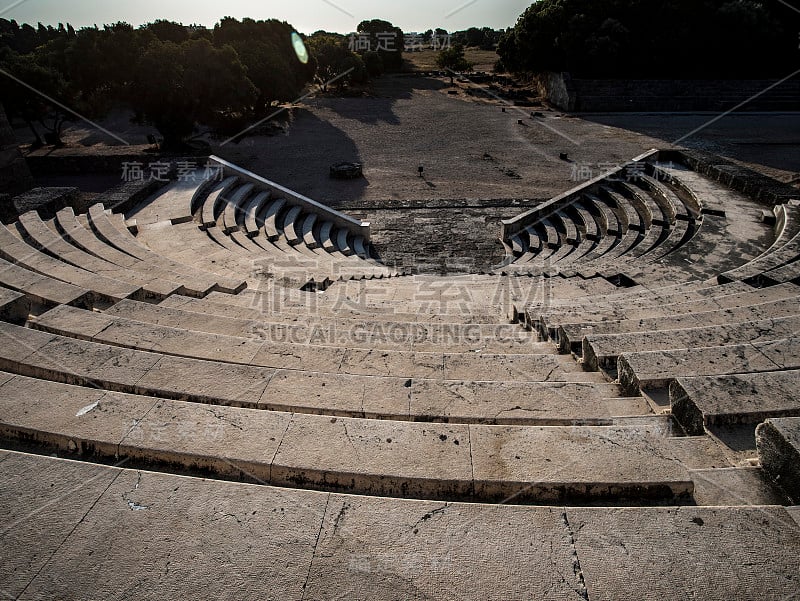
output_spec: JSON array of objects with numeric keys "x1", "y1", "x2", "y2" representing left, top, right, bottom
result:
[{"x1": 1, "y1": 146, "x2": 799, "y2": 598}]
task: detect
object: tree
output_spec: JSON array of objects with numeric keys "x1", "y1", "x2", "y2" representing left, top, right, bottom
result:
[
  {"x1": 306, "y1": 34, "x2": 366, "y2": 91},
  {"x1": 436, "y1": 43, "x2": 473, "y2": 83},
  {"x1": 0, "y1": 48, "x2": 71, "y2": 146},
  {"x1": 213, "y1": 18, "x2": 315, "y2": 112},
  {"x1": 497, "y1": 0, "x2": 797, "y2": 78},
  {"x1": 356, "y1": 19, "x2": 403, "y2": 71},
  {"x1": 131, "y1": 38, "x2": 256, "y2": 149}
]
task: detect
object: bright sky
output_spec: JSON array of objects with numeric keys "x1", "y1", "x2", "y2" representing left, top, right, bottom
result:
[{"x1": 2, "y1": 0, "x2": 533, "y2": 33}]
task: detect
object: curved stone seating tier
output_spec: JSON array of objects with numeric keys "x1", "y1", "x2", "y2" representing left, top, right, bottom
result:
[
  {"x1": 173, "y1": 163, "x2": 393, "y2": 283},
  {"x1": 139, "y1": 221, "x2": 394, "y2": 287},
  {"x1": 0, "y1": 221, "x2": 142, "y2": 302},
  {"x1": 502, "y1": 157, "x2": 770, "y2": 285},
  {"x1": 532, "y1": 281, "x2": 800, "y2": 339},
  {"x1": 0, "y1": 373, "x2": 697, "y2": 504},
  {"x1": 102, "y1": 298, "x2": 547, "y2": 353},
  {"x1": 616, "y1": 337, "x2": 800, "y2": 395},
  {"x1": 30, "y1": 305, "x2": 600, "y2": 382},
  {"x1": 4, "y1": 451, "x2": 799, "y2": 601},
  {"x1": 671, "y1": 371, "x2": 800, "y2": 435},
  {"x1": 0, "y1": 256, "x2": 92, "y2": 308},
  {"x1": 16, "y1": 211, "x2": 183, "y2": 299},
  {"x1": 583, "y1": 314, "x2": 800, "y2": 371},
  {"x1": 0, "y1": 320, "x2": 654, "y2": 426},
  {"x1": 558, "y1": 294, "x2": 800, "y2": 354},
  {"x1": 718, "y1": 200, "x2": 800, "y2": 285},
  {"x1": 54, "y1": 208, "x2": 215, "y2": 298},
  {"x1": 86, "y1": 205, "x2": 246, "y2": 294}
]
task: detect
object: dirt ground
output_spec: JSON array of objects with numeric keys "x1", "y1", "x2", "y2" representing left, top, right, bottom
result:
[{"x1": 14, "y1": 74, "x2": 800, "y2": 272}]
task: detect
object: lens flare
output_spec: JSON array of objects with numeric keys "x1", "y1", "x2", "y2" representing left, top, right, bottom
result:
[{"x1": 291, "y1": 32, "x2": 309, "y2": 64}]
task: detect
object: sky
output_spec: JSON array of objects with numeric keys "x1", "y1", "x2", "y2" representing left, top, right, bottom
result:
[{"x1": 1, "y1": 0, "x2": 533, "y2": 33}]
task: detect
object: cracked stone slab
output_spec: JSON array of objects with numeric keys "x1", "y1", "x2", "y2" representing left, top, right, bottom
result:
[
  {"x1": 29, "y1": 336, "x2": 162, "y2": 389},
  {"x1": 272, "y1": 415, "x2": 472, "y2": 499},
  {"x1": 569, "y1": 505, "x2": 800, "y2": 601},
  {"x1": 260, "y1": 370, "x2": 410, "y2": 419},
  {"x1": 0, "y1": 451, "x2": 124, "y2": 600},
  {"x1": 584, "y1": 314, "x2": 800, "y2": 370},
  {"x1": 671, "y1": 371, "x2": 800, "y2": 435},
  {"x1": 303, "y1": 496, "x2": 584, "y2": 600},
  {"x1": 135, "y1": 355, "x2": 274, "y2": 407},
  {"x1": 118, "y1": 399, "x2": 290, "y2": 483},
  {"x1": 410, "y1": 380, "x2": 645, "y2": 424},
  {"x1": 9, "y1": 453, "x2": 320, "y2": 601},
  {"x1": 444, "y1": 353, "x2": 594, "y2": 382},
  {"x1": 339, "y1": 348, "x2": 444, "y2": 378},
  {"x1": 470, "y1": 425, "x2": 693, "y2": 503},
  {"x1": 0, "y1": 374, "x2": 155, "y2": 455},
  {"x1": 250, "y1": 339, "x2": 345, "y2": 370},
  {"x1": 757, "y1": 417, "x2": 800, "y2": 504},
  {"x1": 617, "y1": 337, "x2": 800, "y2": 394},
  {"x1": 0, "y1": 321, "x2": 58, "y2": 366},
  {"x1": 690, "y1": 467, "x2": 788, "y2": 506}
]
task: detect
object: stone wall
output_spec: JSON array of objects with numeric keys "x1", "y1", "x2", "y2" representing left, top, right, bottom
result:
[
  {"x1": 0, "y1": 102, "x2": 33, "y2": 217},
  {"x1": 339, "y1": 198, "x2": 543, "y2": 274},
  {"x1": 537, "y1": 76, "x2": 800, "y2": 112}
]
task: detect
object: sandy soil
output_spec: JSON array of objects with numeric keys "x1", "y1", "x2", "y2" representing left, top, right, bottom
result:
[{"x1": 14, "y1": 75, "x2": 799, "y2": 204}]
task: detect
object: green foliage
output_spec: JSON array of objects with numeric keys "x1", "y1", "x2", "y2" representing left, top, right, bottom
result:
[
  {"x1": 436, "y1": 44, "x2": 474, "y2": 74},
  {"x1": 362, "y1": 51, "x2": 384, "y2": 77},
  {"x1": 306, "y1": 33, "x2": 366, "y2": 90},
  {"x1": 355, "y1": 19, "x2": 404, "y2": 71},
  {"x1": 498, "y1": 0, "x2": 799, "y2": 78},
  {"x1": 131, "y1": 38, "x2": 256, "y2": 149}
]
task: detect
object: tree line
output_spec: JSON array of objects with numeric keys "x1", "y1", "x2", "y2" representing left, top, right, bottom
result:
[
  {"x1": 497, "y1": 0, "x2": 800, "y2": 78},
  {"x1": 0, "y1": 17, "x2": 413, "y2": 149}
]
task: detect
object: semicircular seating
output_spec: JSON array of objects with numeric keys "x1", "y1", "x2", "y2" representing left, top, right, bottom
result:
[{"x1": 1, "y1": 150, "x2": 799, "y2": 600}]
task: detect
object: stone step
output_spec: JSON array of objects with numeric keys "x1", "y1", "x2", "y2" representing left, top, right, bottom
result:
[
  {"x1": 104, "y1": 298, "x2": 545, "y2": 353},
  {"x1": 557, "y1": 295, "x2": 800, "y2": 353},
  {"x1": 0, "y1": 321, "x2": 634, "y2": 424},
  {"x1": 87, "y1": 205, "x2": 246, "y2": 294},
  {"x1": 0, "y1": 374, "x2": 693, "y2": 503},
  {"x1": 0, "y1": 256, "x2": 92, "y2": 307},
  {"x1": 671, "y1": 371, "x2": 800, "y2": 435},
  {"x1": 583, "y1": 314, "x2": 800, "y2": 370},
  {"x1": 617, "y1": 337, "x2": 800, "y2": 394},
  {"x1": 55, "y1": 208, "x2": 216, "y2": 298},
  {"x1": 5, "y1": 450, "x2": 797, "y2": 599},
  {"x1": 30, "y1": 305, "x2": 597, "y2": 382},
  {"x1": 17, "y1": 211, "x2": 182, "y2": 299},
  {"x1": 536, "y1": 281, "x2": 800, "y2": 337},
  {"x1": 757, "y1": 417, "x2": 800, "y2": 503},
  {"x1": 0, "y1": 221, "x2": 142, "y2": 302},
  {"x1": 160, "y1": 293, "x2": 508, "y2": 326}
]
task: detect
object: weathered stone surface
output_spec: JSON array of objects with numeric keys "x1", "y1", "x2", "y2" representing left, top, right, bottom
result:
[
  {"x1": 410, "y1": 379, "x2": 646, "y2": 424},
  {"x1": 757, "y1": 417, "x2": 800, "y2": 503},
  {"x1": 617, "y1": 337, "x2": 800, "y2": 394},
  {"x1": 0, "y1": 374, "x2": 154, "y2": 455},
  {"x1": 671, "y1": 371, "x2": 800, "y2": 435},
  {"x1": 583, "y1": 314, "x2": 800, "y2": 370},
  {"x1": 690, "y1": 467, "x2": 789, "y2": 506},
  {"x1": 470, "y1": 425, "x2": 692, "y2": 503},
  {"x1": 303, "y1": 497, "x2": 583, "y2": 600},
  {"x1": 570, "y1": 505, "x2": 800, "y2": 601},
  {"x1": 273, "y1": 415, "x2": 473, "y2": 499}
]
